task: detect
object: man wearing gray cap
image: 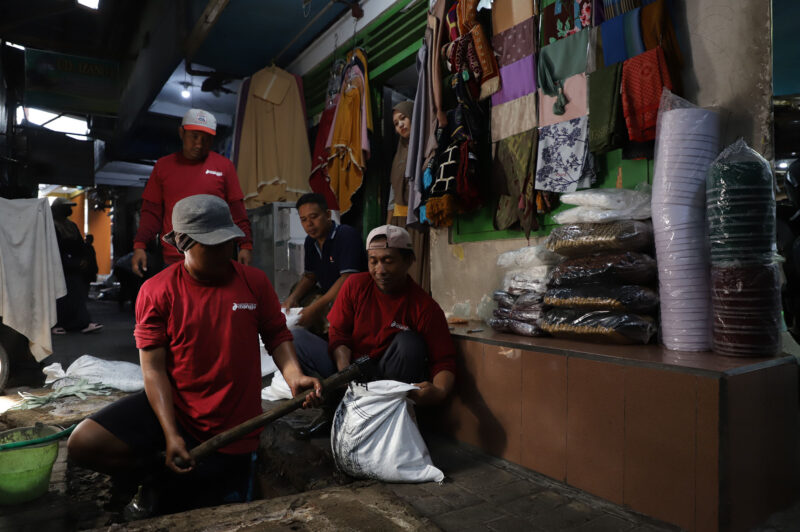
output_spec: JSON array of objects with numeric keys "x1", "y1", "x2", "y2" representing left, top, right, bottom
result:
[
  {"x1": 293, "y1": 224, "x2": 455, "y2": 417},
  {"x1": 132, "y1": 108, "x2": 253, "y2": 277},
  {"x1": 69, "y1": 194, "x2": 320, "y2": 513}
]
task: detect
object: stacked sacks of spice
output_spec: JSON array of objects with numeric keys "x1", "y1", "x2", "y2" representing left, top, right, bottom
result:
[
  {"x1": 488, "y1": 244, "x2": 562, "y2": 337},
  {"x1": 706, "y1": 140, "x2": 782, "y2": 357},
  {"x1": 540, "y1": 220, "x2": 659, "y2": 344}
]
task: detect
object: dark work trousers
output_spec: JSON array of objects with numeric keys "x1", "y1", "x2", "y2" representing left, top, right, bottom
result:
[{"x1": 292, "y1": 327, "x2": 429, "y2": 384}]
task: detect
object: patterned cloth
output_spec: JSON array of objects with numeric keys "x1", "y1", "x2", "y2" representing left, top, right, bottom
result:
[
  {"x1": 588, "y1": 62, "x2": 627, "y2": 153},
  {"x1": 602, "y1": 0, "x2": 642, "y2": 19},
  {"x1": 491, "y1": 91, "x2": 538, "y2": 142},
  {"x1": 535, "y1": 115, "x2": 590, "y2": 193},
  {"x1": 538, "y1": 29, "x2": 589, "y2": 115},
  {"x1": 426, "y1": 142, "x2": 461, "y2": 227},
  {"x1": 492, "y1": 55, "x2": 537, "y2": 106},
  {"x1": 621, "y1": 46, "x2": 672, "y2": 142},
  {"x1": 493, "y1": 129, "x2": 539, "y2": 237},
  {"x1": 540, "y1": 0, "x2": 593, "y2": 47},
  {"x1": 457, "y1": 0, "x2": 501, "y2": 100},
  {"x1": 538, "y1": 72, "x2": 587, "y2": 127},
  {"x1": 492, "y1": 16, "x2": 536, "y2": 68}
]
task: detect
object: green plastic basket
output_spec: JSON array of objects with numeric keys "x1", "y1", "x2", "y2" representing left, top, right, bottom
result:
[{"x1": 0, "y1": 425, "x2": 63, "y2": 505}]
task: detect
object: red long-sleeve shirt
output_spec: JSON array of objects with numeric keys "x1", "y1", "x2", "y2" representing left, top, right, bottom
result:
[
  {"x1": 134, "y1": 151, "x2": 253, "y2": 264},
  {"x1": 327, "y1": 273, "x2": 456, "y2": 378}
]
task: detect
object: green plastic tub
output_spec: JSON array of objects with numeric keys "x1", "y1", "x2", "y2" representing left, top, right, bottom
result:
[{"x1": 0, "y1": 425, "x2": 61, "y2": 505}]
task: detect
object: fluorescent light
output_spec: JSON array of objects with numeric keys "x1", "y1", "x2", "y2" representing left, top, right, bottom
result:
[
  {"x1": 17, "y1": 106, "x2": 89, "y2": 135},
  {"x1": 77, "y1": 0, "x2": 100, "y2": 9},
  {"x1": 779, "y1": 162, "x2": 789, "y2": 169},
  {"x1": 181, "y1": 88, "x2": 191, "y2": 99},
  {"x1": 5, "y1": 42, "x2": 25, "y2": 51}
]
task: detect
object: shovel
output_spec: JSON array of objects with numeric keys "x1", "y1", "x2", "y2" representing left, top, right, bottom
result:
[{"x1": 172, "y1": 357, "x2": 372, "y2": 469}]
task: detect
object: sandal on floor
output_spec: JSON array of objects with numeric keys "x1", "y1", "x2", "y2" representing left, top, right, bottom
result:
[
  {"x1": 51, "y1": 327, "x2": 67, "y2": 335},
  {"x1": 81, "y1": 323, "x2": 104, "y2": 334}
]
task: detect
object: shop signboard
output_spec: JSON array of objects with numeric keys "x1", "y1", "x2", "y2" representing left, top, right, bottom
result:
[{"x1": 24, "y1": 49, "x2": 119, "y2": 115}]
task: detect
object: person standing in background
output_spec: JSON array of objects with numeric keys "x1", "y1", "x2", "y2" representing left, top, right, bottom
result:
[
  {"x1": 387, "y1": 101, "x2": 430, "y2": 292},
  {"x1": 51, "y1": 197, "x2": 102, "y2": 334},
  {"x1": 132, "y1": 109, "x2": 253, "y2": 277}
]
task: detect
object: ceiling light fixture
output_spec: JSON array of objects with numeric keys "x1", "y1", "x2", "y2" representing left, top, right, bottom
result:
[
  {"x1": 179, "y1": 81, "x2": 192, "y2": 99},
  {"x1": 77, "y1": 0, "x2": 100, "y2": 9}
]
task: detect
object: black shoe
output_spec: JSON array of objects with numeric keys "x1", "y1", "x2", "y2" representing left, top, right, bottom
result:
[{"x1": 123, "y1": 479, "x2": 160, "y2": 521}]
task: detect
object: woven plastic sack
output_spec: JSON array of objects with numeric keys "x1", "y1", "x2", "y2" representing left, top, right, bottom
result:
[
  {"x1": 43, "y1": 355, "x2": 143, "y2": 392},
  {"x1": 331, "y1": 381, "x2": 444, "y2": 483}
]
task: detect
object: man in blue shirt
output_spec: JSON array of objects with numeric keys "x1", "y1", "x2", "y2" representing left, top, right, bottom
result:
[{"x1": 282, "y1": 193, "x2": 366, "y2": 329}]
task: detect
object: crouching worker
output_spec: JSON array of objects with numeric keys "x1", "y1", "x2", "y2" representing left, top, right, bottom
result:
[
  {"x1": 68, "y1": 195, "x2": 322, "y2": 516},
  {"x1": 292, "y1": 225, "x2": 455, "y2": 436}
]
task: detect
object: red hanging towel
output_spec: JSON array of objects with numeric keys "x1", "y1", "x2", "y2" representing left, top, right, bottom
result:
[
  {"x1": 309, "y1": 103, "x2": 340, "y2": 211},
  {"x1": 621, "y1": 46, "x2": 673, "y2": 143}
]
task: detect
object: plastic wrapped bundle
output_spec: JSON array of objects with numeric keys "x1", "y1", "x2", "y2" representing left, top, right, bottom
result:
[
  {"x1": 488, "y1": 318, "x2": 545, "y2": 337},
  {"x1": 555, "y1": 185, "x2": 652, "y2": 224},
  {"x1": 706, "y1": 139, "x2": 777, "y2": 265},
  {"x1": 540, "y1": 308, "x2": 657, "y2": 344},
  {"x1": 503, "y1": 268, "x2": 550, "y2": 295},
  {"x1": 544, "y1": 285, "x2": 659, "y2": 314},
  {"x1": 512, "y1": 291, "x2": 544, "y2": 309},
  {"x1": 509, "y1": 308, "x2": 544, "y2": 322},
  {"x1": 547, "y1": 252, "x2": 657, "y2": 288},
  {"x1": 493, "y1": 307, "x2": 512, "y2": 319},
  {"x1": 492, "y1": 290, "x2": 516, "y2": 309},
  {"x1": 496, "y1": 244, "x2": 563, "y2": 269},
  {"x1": 545, "y1": 220, "x2": 653, "y2": 258},
  {"x1": 489, "y1": 318, "x2": 512, "y2": 332},
  {"x1": 652, "y1": 90, "x2": 721, "y2": 351},
  {"x1": 710, "y1": 262, "x2": 782, "y2": 357}
]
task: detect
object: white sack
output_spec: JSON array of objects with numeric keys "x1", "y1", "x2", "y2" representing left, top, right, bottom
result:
[
  {"x1": 560, "y1": 186, "x2": 651, "y2": 210},
  {"x1": 261, "y1": 370, "x2": 293, "y2": 401},
  {"x1": 331, "y1": 380, "x2": 444, "y2": 483},
  {"x1": 43, "y1": 354, "x2": 143, "y2": 392},
  {"x1": 496, "y1": 244, "x2": 562, "y2": 270}
]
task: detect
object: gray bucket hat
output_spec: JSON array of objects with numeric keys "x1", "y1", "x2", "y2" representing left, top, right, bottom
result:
[{"x1": 163, "y1": 194, "x2": 244, "y2": 249}]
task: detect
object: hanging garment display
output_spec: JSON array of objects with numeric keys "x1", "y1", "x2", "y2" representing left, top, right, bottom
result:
[
  {"x1": 640, "y1": 0, "x2": 683, "y2": 88},
  {"x1": 492, "y1": 55, "x2": 537, "y2": 106},
  {"x1": 602, "y1": 0, "x2": 643, "y2": 19},
  {"x1": 588, "y1": 62, "x2": 626, "y2": 153},
  {"x1": 540, "y1": 0, "x2": 593, "y2": 47},
  {"x1": 426, "y1": 142, "x2": 461, "y2": 227},
  {"x1": 621, "y1": 46, "x2": 672, "y2": 143},
  {"x1": 535, "y1": 115, "x2": 590, "y2": 193},
  {"x1": 538, "y1": 72, "x2": 587, "y2": 127},
  {"x1": 407, "y1": 39, "x2": 430, "y2": 225},
  {"x1": 538, "y1": 29, "x2": 589, "y2": 116},
  {"x1": 236, "y1": 65, "x2": 312, "y2": 208},
  {"x1": 456, "y1": 0, "x2": 501, "y2": 100},
  {"x1": 491, "y1": 15, "x2": 536, "y2": 67},
  {"x1": 493, "y1": 129, "x2": 539, "y2": 236},
  {"x1": 327, "y1": 66, "x2": 366, "y2": 215},
  {"x1": 309, "y1": 101, "x2": 340, "y2": 211},
  {"x1": 491, "y1": 91, "x2": 538, "y2": 142},
  {"x1": 492, "y1": 0, "x2": 537, "y2": 35}
]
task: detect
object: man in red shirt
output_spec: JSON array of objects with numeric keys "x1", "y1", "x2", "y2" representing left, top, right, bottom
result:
[
  {"x1": 293, "y1": 225, "x2": 456, "y2": 407},
  {"x1": 69, "y1": 194, "x2": 320, "y2": 513},
  {"x1": 132, "y1": 108, "x2": 253, "y2": 277}
]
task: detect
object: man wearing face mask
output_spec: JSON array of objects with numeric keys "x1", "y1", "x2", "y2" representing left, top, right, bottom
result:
[
  {"x1": 132, "y1": 109, "x2": 253, "y2": 277},
  {"x1": 387, "y1": 100, "x2": 430, "y2": 292},
  {"x1": 50, "y1": 197, "x2": 102, "y2": 334}
]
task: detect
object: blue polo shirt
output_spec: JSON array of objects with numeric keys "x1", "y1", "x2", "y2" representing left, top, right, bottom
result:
[{"x1": 303, "y1": 222, "x2": 367, "y2": 293}]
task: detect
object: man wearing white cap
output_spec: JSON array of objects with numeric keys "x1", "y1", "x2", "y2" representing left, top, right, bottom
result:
[
  {"x1": 293, "y1": 224, "x2": 456, "y2": 409},
  {"x1": 132, "y1": 109, "x2": 253, "y2": 277}
]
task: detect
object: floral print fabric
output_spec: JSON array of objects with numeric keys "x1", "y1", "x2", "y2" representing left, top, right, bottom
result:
[
  {"x1": 535, "y1": 115, "x2": 590, "y2": 193},
  {"x1": 540, "y1": 0, "x2": 593, "y2": 47}
]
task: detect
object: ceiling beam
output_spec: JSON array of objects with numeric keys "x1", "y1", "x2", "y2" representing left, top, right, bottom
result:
[{"x1": 183, "y1": 0, "x2": 230, "y2": 63}]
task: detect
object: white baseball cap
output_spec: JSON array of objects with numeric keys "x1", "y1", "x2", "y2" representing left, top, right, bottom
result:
[
  {"x1": 366, "y1": 225, "x2": 413, "y2": 250},
  {"x1": 182, "y1": 108, "x2": 217, "y2": 136}
]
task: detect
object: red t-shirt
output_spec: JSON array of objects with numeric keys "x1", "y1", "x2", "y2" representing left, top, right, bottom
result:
[
  {"x1": 134, "y1": 151, "x2": 252, "y2": 264},
  {"x1": 134, "y1": 260, "x2": 292, "y2": 454},
  {"x1": 327, "y1": 273, "x2": 456, "y2": 378}
]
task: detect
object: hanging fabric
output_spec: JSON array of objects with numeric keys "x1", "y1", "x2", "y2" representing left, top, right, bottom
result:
[
  {"x1": 534, "y1": 115, "x2": 591, "y2": 193},
  {"x1": 621, "y1": 46, "x2": 672, "y2": 143},
  {"x1": 491, "y1": 15, "x2": 536, "y2": 68},
  {"x1": 327, "y1": 67, "x2": 366, "y2": 214},
  {"x1": 538, "y1": 72, "x2": 587, "y2": 127},
  {"x1": 309, "y1": 100, "x2": 340, "y2": 211},
  {"x1": 407, "y1": 37, "x2": 430, "y2": 225},
  {"x1": 588, "y1": 62, "x2": 627, "y2": 153},
  {"x1": 538, "y1": 29, "x2": 589, "y2": 116},
  {"x1": 493, "y1": 129, "x2": 539, "y2": 236},
  {"x1": 236, "y1": 65, "x2": 311, "y2": 208},
  {"x1": 491, "y1": 0, "x2": 537, "y2": 35},
  {"x1": 491, "y1": 91, "x2": 538, "y2": 143},
  {"x1": 540, "y1": 0, "x2": 594, "y2": 47},
  {"x1": 456, "y1": 0, "x2": 501, "y2": 100}
]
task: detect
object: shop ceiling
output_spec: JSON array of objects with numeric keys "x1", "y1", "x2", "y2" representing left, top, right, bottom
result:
[{"x1": 1, "y1": 0, "x2": 357, "y2": 164}]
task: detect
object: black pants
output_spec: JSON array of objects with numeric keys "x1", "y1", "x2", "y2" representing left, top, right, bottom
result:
[{"x1": 292, "y1": 328, "x2": 429, "y2": 383}]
